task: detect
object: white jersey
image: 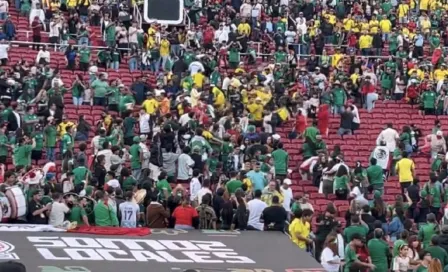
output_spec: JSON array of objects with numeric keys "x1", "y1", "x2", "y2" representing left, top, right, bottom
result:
[{"x1": 119, "y1": 201, "x2": 140, "y2": 228}]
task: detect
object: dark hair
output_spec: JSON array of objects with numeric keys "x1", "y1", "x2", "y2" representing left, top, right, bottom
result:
[
  {"x1": 272, "y1": 195, "x2": 280, "y2": 204},
  {"x1": 302, "y1": 209, "x2": 313, "y2": 218},
  {"x1": 335, "y1": 165, "x2": 348, "y2": 177},
  {"x1": 370, "y1": 157, "x2": 377, "y2": 165}
]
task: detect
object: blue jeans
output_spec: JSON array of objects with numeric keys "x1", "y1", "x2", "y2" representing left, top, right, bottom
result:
[
  {"x1": 78, "y1": 37, "x2": 89, "y2": 45},
  {"x1": 0, "y1": 12, "x2": 7, "y2": 20},
  {"x1": 129, "y1": 58, "x2": 138, "y2": 71},
  {"x1": 170, "y1": 44, "x2": 180, "y2": 56},
  {"x1": 337, "y1": 128, "x2": 352, "y2": 136},
  {"x1": 150, "y1": 58, "x2": 160, "y2": 72},
  {"x1": 75, "y1": 132, "x2": 88, "y2": 141},
  {"x1": 14, "y1": 0, "x2": 20, "y2": 10},
  {"x1": 46, "y1": 147, "x2": 55, "y2": 161},
  {"x1": 366, "y1": 93, "x2": 378, "y2": 112},
  {"x1": 175, "y1": 225, "x2": 194, "y2": 230},
  {"x1": 332, "y1": 105, "x2": 344, "y2": 114},
  {"x1": 300, "y1": 44, "x2": 309, "y2": 57},
  {"x1": 73, "y1": 97, "x2": 83, "y2": 106},
  {"x1": 132, "y1": 168, "x2": 141, "y2": 181},
  {"x1": 94, "y1": 97, "x2": 106, "y2": 106},
  {"x1": 110, "y1": 61, "x2": 119, "y2": 70}
]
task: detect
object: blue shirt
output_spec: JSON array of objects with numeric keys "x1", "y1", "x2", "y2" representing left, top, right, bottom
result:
[
  {"x1": 246, "y1": 170, "x2": 267, "y2": 191},
  {"x1": 415, "y1": 35, "x2": 424, "y2": 47}
]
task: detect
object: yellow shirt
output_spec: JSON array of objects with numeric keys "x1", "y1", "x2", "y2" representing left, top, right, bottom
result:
[
  {"x1": 350, "y1": 73, "x2": 360, "y2": 85},
  {"x1": 193, "y1": 73, "x2": 205, "y2": 88},
  {"x1": 396, "y1": 158, "x2": 415, "y2": 182},
  {"x1": 369, "y1": 20, "x2": 379, "y2": 34},
  {"x1": 247, "y1": 103, "x2": 263, "y2": 121},
  {"x1": 57, "y1": 121, "x2": 75, "y2": 137},
  {"x1": 289, "y1": 218, "x2": 310, "y2": 249},
  {"x1": 360, "y1": 22, "x2": 370, "y2": 32},
  {"x1": 332, "y1": 53, "x2": 344, "y2": 67},
  {"x1": 327, "y1": 14, "x2": 336, "y2": 25},
  {"x1": 398, "y1": 4, "x2": 409, "y2": 17},
  {"x1": 237, "y1": 23, "x2": 251, "y2": 35},
  {"x1": 420, "y1": 0, "x2": 430, "y2": 10},
  {"x1": 159, "y1": 40, "x2": 170, "y2": 56},
  {"x1": 408, "y1": 68, "x2": 425, "y2": 80},
  {"x1": 212, "y1": 87, "x2": 225, "y2": 108},
  {"x1": 343, "y1": 19, "x2": 355, "y2": 31},
  {"x1": 242, "y1": 178, "x2": 252, "y2": 191},
  {"x1": 421, "y1": 19, "x2": 431, "y2": 31},
  {"x1": 359, "y1": 35, "x2": 372, "y2": 49},
  {"x1": 379, "y1": 19, "x2": 392, "y2": 33},
  {"x1": 256, "y1": 90, "x2": 272, "y2": 106},
  {"x1": 277, "y1": 107, "x2": 289, "y2": 121},
  {"x1": 142, "y1": 98, "x2": 159, "y2": 114},
  {"x1": 434, "y1": 69, "x2": 446, "y2": 82}
]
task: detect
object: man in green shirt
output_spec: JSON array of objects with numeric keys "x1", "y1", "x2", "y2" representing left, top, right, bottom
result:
[
  {"x1": 427, "y1": 235, "x2": 448, "y2": 267},
  {"x1": 129, "y1": 136, "x2": 142, "y2": 180},
  {"x1": 44, "y1": 117, "x2": 57, "y2": 161},
  {"x1": 366, "y1": 158, "x2": 384, "y2": 195},
  {"x1": 68, "y1": 197, "x2": 89, "y2": 226},
  {"x1": 344, "y1": 233, "x2": 376, "y2": 272},
  {"x1": 23, "y1": 106, "x2": 39, "y2": 135},
  {"x1": 343, "y1": 215, "x2": 369, "y2": 242},
  {"x1": 272, "y1": 142, "x2": 289, "y2": 180},
  {"x1": 91, "y1": 73, "x2": 109, "y2": 106},
  {"x1": 419, "y1": 213, "x2": 439, "y2": 249},
  {"x1": 78, "y1": 44, "x2": 91, "y2": 72},
  {"x1": 367, "y1": 229, "x2": 391, "y2": 272},
  {"x1": 73, "y1": 158, "x2": 92, "y2": 186},
  {"x1": 122, "y1": 169, "x2": 137, "y2": 192},
  {"x1": 119, "y1": 92, "x2": 136, "y2": 114},
  {"x1": 274, "y1": 46, "x2": 287, "y2": 64},
  {"x1": 94, "y1": 191, "x2": 119, "y2": 227},
  {"x1": 421, "y1": 89, "x2": 437, "y2": 115},
  {"x1": 0, "y1": 124, "x2": 9, "y2": 165},
  {"x1": 13, "y1": 137, "x2": 35, "y2": 167},
  {"x1": 331, "y1": 81, "x2": 346, "y2": 114},
  {"x1": 31, "y1": 126, "x2": 44, "y2": 164},
  {"x1": 156, "y1": 172, "x2": 172, "y2": 202},
  {"x1": 416, "y1": 250, "x2": 432, "y2": 272},
  {"x1": 303, "y1": 120, "x2": 320, "y2": 143},
  {"x1": 61, "y1": 126, "x2": 74, "y2": 155},
  {"x1": 226, "y1": 171, "x2": 242, "y2": 195}
]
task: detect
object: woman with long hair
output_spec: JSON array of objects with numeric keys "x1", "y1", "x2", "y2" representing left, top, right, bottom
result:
[
  {"x1": 388, "y1": 207, "x2": 405, "y2": 242},
  {"x1": 371, "y1": 191, "x2": 388, "y2": 230},
  {"x1": 407, "y1": 235, "x2": 421, "y2": 263},
  {"x1": 429, "y1": 258, "x2": 442, "y2": 272},
  {"x1": 320, "y1": 235, "x2": 342, "y2": 272},
  {"x1": 334, "y1": 165, "x2": 350, "y2": 200}
]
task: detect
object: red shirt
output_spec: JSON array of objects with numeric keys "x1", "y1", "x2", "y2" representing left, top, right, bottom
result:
[
  {"x1": 172, "y1": 205, "x2": 198, "y2": 226},
  {"x1": 361, "y1": 84, "x2": 376, "y2": 95},
  {"x1": 31, "y1": 21, "x2": 41, "y2": 37}
]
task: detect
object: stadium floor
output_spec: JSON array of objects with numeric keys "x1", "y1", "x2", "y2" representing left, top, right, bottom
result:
[{"x1": 0, "y1": 228, "x2": 323, "y2": 272}]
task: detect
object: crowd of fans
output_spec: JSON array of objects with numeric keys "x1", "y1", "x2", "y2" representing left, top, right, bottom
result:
[{"x1": 2, "y1": 0, "x2": 448, "y2": 271}]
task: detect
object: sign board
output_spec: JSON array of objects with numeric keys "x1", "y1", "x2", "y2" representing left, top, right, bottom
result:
[
  {"x1": 143, "y1": 0, "x2": 184, "y2": 25},
  {"x1": 0, "y1": 230, "x2": 322, "y2": 272}
]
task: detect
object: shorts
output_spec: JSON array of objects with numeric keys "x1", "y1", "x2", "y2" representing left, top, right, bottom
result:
[{"x1": 31, "y1": 150, "x2": 42, "y2": 161}]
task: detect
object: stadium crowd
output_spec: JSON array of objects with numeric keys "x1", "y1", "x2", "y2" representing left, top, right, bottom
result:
[{"x1": 2, "y1": 0, "x2": 448, "y2": 271}]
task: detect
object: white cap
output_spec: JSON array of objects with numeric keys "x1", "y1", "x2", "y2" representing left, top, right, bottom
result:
[
  {"x1": 283, "y1": 178, "x2": 292, "y2": 185},
  {"x1": 272, "y1": 134, "x2": 281, "y2": 140}
]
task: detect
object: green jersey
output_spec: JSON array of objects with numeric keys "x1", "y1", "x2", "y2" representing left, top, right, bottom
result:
[
  {"x1": 0, "y1": 133, "x2": 8, "y2": 156},
  {"x1": 13, "y1": 144, "x2": 33, "y2": 167},
  {"x1": 79, "y1": 48, "x2": 91, "y2": 63},
  {"x1": 32, "y1": 132, "x2": 44, "y2": 151},
  {"x1": 91, "y1": 79, "x2": 109, "y2": 98},
  {"x1": 421, "y1": 91, "x2": 437, "y2": 109},
  {"x1": 129, "y1": 144, "x2": 142, "y2": 169}
]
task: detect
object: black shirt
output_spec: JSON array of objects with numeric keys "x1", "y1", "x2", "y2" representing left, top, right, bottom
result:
[
  {"x1": 27, "y1": 199, "x2": 47, "y2": 224},
  {"x1": 340, "y1": 112, "x2": 354, "y2": 129},
  {"x1": 262, "y1": 205, "x2": 287, "y2": 231}
]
